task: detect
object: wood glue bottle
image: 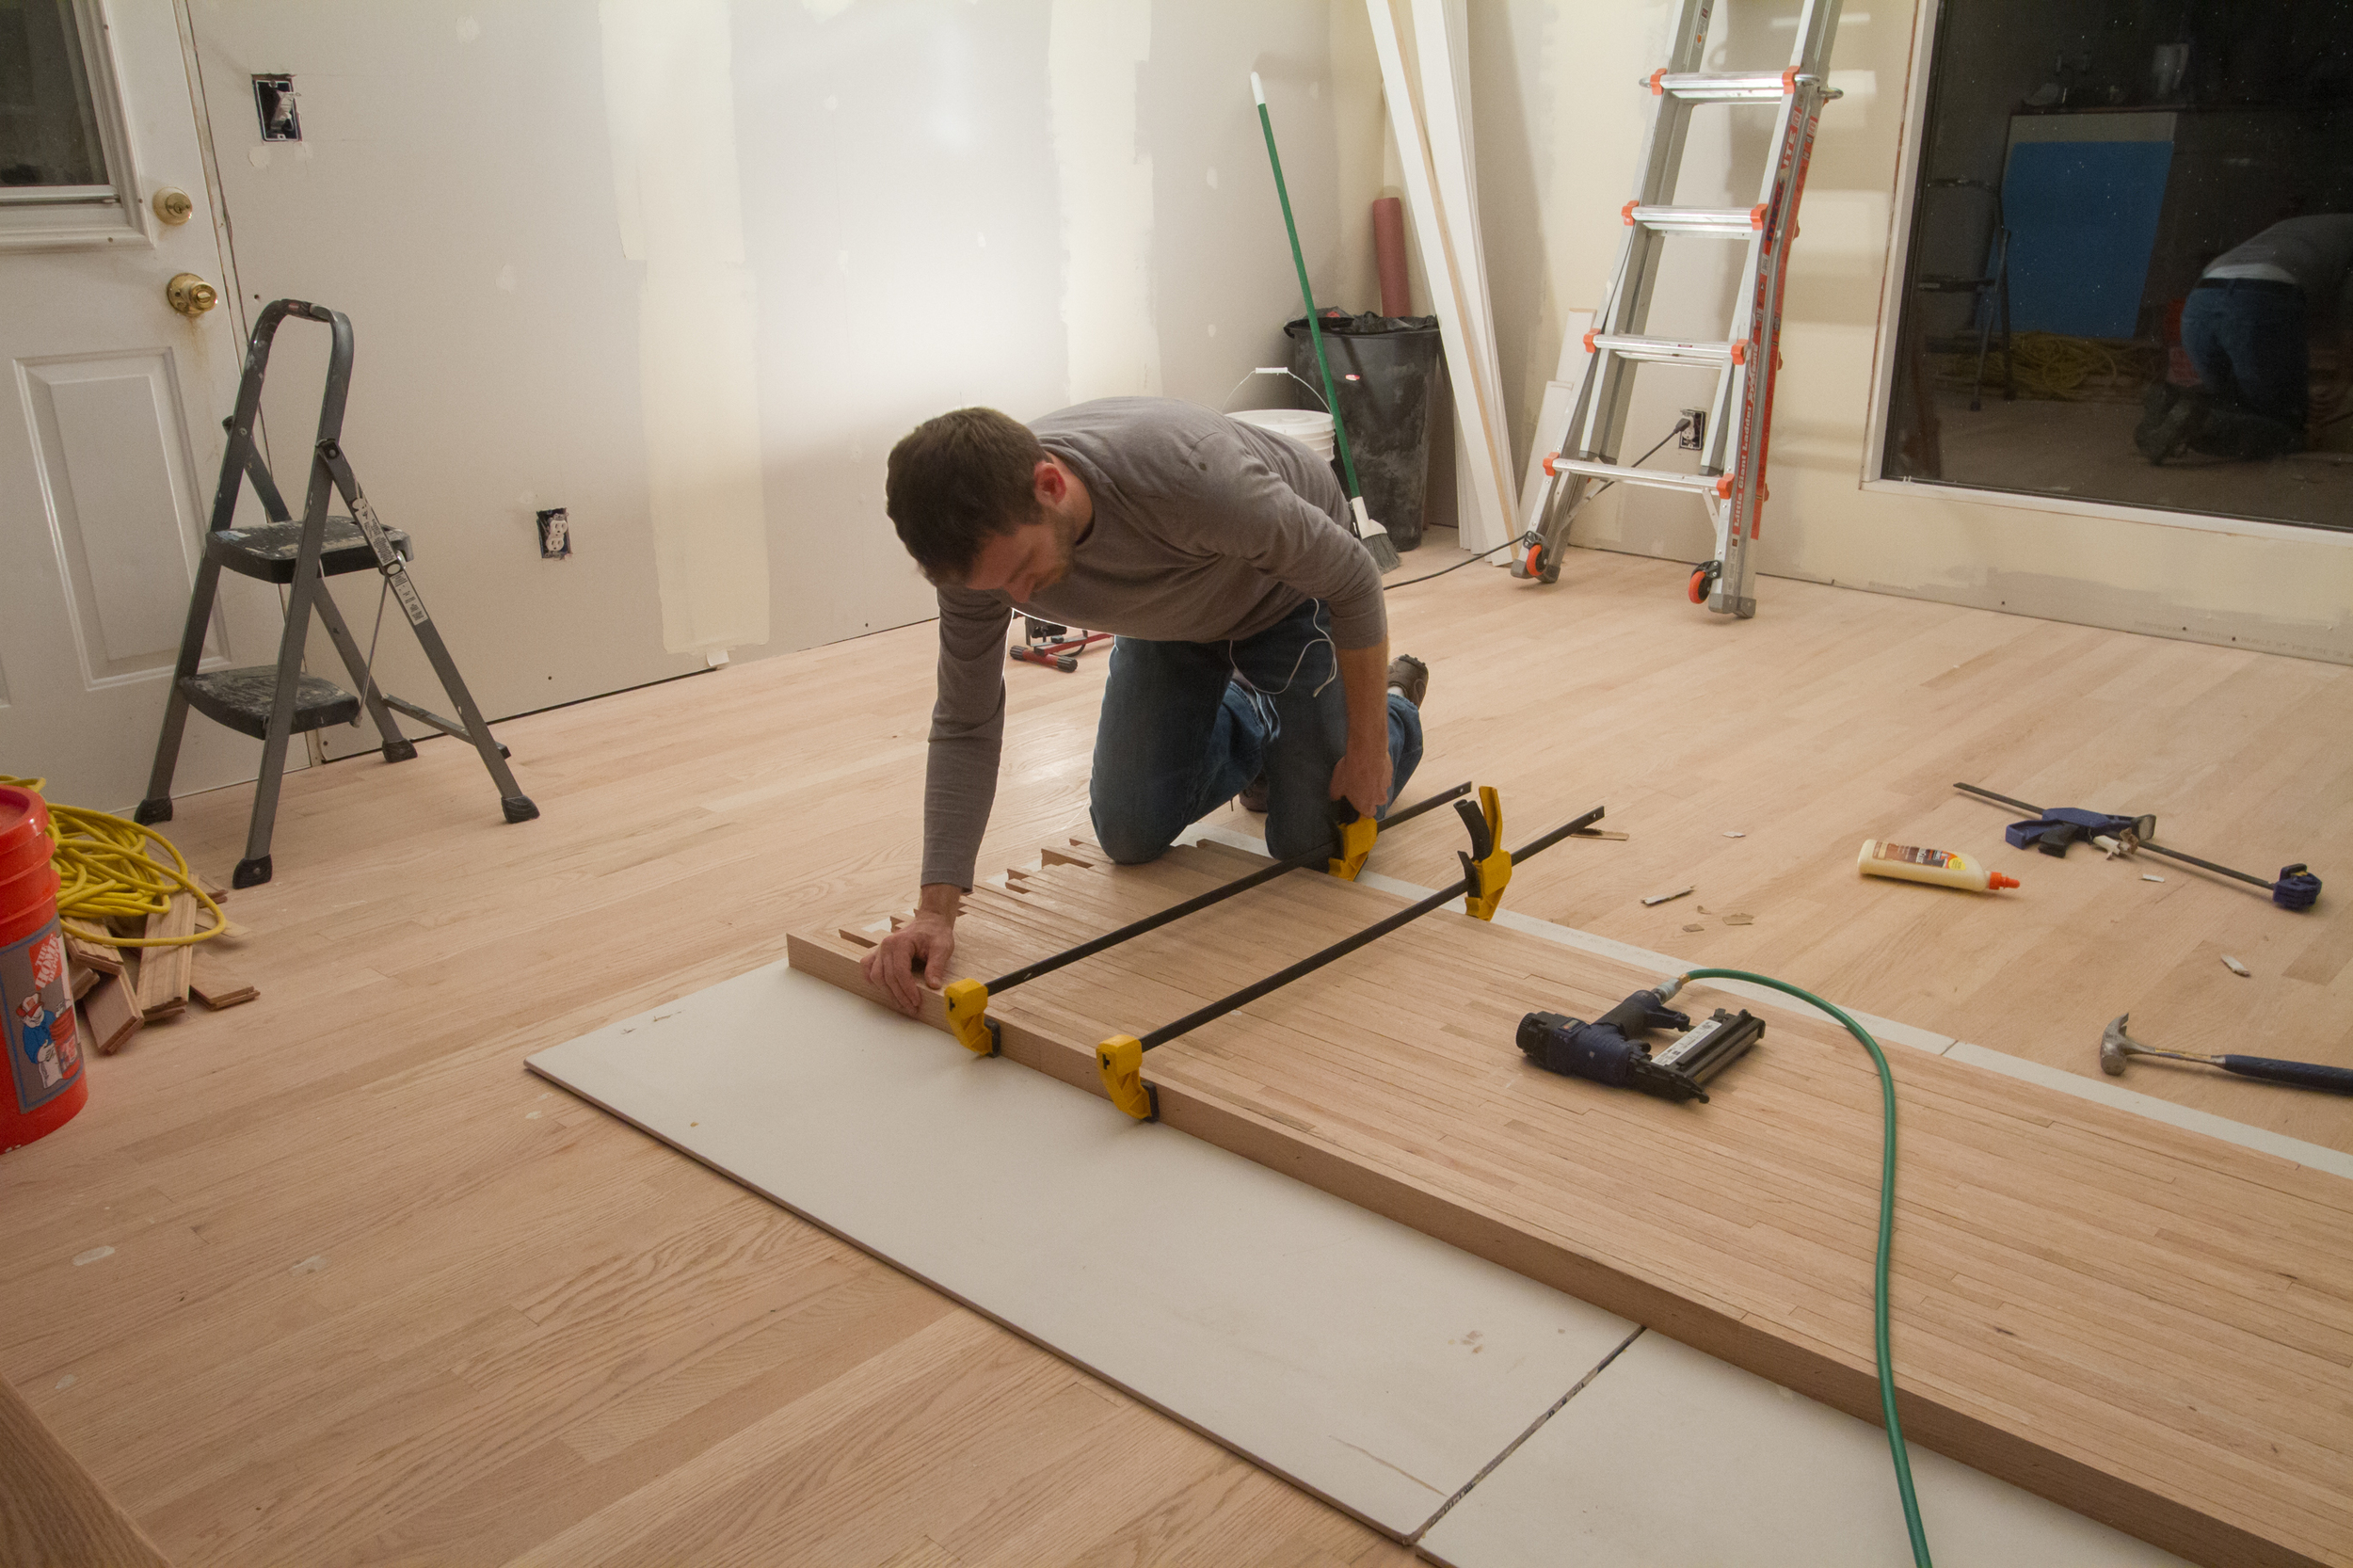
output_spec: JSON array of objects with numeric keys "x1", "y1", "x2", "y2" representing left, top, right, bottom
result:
[{"x1": 1857, "y1": 839, "x2": 2020, "y2": 893}]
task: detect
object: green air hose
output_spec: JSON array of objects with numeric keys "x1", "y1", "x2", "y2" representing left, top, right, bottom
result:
[{"x1": 1674, "y1": 967, "x2": 1933, "y2": 1568}]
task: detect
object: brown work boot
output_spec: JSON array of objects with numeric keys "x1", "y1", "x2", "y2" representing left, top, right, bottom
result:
[{"x1": 1387, "y1": 653, "x2": 1429, "y2": 708}]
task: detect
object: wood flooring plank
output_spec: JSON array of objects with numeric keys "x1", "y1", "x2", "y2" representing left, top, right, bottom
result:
[
  {"x1": 789, "y1": 836, "x2": 2353, "y2": 1568},
  {"x1": 134, "y1": 897, "x2": 197, "y2": 1021},
  {"x1": 0, "y1": 1371, "x2": 170, "y2": 1568},
  {"x1": 3, "y1": 552, "x2": 2347, "y2": 1565}
]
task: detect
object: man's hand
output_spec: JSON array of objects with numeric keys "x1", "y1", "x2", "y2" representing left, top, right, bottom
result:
[{"x1": 859, "y1": 884, "x2": 962, "y2": 1016}]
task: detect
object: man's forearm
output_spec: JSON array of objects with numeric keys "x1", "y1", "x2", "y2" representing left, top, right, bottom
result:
[
  {"x1": 1337, "y1": 638, "x2": 1391, "y2": 756},
  {"x1": 918, "y1": 883, "x2": 963, "y2": 920}
]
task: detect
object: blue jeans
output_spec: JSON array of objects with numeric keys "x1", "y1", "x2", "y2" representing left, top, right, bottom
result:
[
  {"x1": 2181, "y1": 280, "x2": 2309, "y2": 459},
  {"x1": 1089, "y1": 599, "x2": 1424, "y2": 865}
]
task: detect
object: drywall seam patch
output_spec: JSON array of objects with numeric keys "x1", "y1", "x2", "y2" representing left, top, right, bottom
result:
[
  {"x1": 1048, "y1": 0, "x2": 1161, "y2": 405},
  {"x1": 600, "y1": 0, "x2": 771, "y2": 656}
]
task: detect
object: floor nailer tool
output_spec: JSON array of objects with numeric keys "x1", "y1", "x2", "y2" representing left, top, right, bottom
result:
[
  {"x1": 1955, "y1": 781, "x2": 2321, "y2": 909},
  {"x1": 1009, "y1": 617, "x2": 1112, "y2": 674},
  {"x1": 1518, "y1": 981, "x2": 1765, "y2": 1103}
]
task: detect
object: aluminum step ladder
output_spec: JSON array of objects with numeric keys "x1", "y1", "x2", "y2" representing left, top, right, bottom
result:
[
  {"x1": 1516, "y1": 0, "x2": 1842, "y2": 616},
  {"x1": 136, "y1": 299, "x2": 536, "y2": 887}
]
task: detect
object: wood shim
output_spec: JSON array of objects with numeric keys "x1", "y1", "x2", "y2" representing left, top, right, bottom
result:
[
  {"x1": 789, "y1": 840, "x2": 2353, "y2": 1568},
  {"x1": 133, "y1": 894, "x2": 196, "y2": 1021},
  {"x1": 189, "y1": 952, "x2": 259, "y2": 1010},
  {"x1": 64, "y1": 936, "x2": 122, "y2": 977},
  {"x1": 79, "y1": 976, "x2": 142, "y2": 1058},
  {"x1": 1365, "y1": 0, "x2": 1515, "y2": 552}
]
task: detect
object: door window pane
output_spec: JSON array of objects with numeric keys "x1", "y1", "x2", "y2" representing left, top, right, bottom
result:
[{"x1": 0, "y1": 0, "x2": 109, "y2": 189}]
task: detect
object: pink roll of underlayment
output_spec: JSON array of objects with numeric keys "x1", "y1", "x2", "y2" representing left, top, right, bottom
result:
[{"x1": 1372, "y1": 196, "x2": 1410, "y2": 318}]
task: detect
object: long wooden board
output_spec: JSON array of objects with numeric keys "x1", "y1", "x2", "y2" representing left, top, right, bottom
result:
[
  {"x1": 0, "y1": 1371, "x2": 170, "y2": 1568},
  {"x1": 790, "y1": 839, "x2": 2353, "y2": 1568}
]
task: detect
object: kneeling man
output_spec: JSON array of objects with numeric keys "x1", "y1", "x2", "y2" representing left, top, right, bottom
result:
[{"x1": 860, "y1": 396, "x2": 1427, "y2": 1014}]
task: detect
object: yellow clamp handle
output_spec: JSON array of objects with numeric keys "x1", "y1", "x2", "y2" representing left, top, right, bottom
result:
[
  {"x1": 1096, "y1": 1034, "x2": 1158, "y2": 1121},
  {"x1": 942, "y1": 978, "x2": 1000, "y2": 1056},
  {"x1": 1463, "y1": 785, "x2": 1513, "y2": 920},
  {"x1": 1328, "y1": 813, "x2": 1378, "y2": 881}
]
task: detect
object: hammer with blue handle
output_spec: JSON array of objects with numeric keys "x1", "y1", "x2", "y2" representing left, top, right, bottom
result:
[{"x1": 2101, "y1": 1014, "x2": 2353, "y2": 1095}]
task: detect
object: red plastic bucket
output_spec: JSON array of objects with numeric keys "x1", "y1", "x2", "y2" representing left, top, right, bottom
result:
[{"x1": 1, "y1": 785, "x2": 86, "y2": 1153}]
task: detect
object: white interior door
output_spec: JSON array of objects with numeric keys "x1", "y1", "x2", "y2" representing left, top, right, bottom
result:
[{"x1": 0, "y1": 0, "x2": 282, "y2": 811}]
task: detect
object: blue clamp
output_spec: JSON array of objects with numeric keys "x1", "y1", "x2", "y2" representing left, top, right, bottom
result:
[
  {"x1": 2276, "y1": 864, "x2": 2323, "y2": 910},
  {"x1": 2005, "y1": 807, "x2": 2153, "y2": 857}
]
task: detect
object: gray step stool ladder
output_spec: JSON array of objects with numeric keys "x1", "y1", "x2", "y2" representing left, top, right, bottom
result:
[{"x1": 136, "y1": 299, "x2": 536, "y2": 887}]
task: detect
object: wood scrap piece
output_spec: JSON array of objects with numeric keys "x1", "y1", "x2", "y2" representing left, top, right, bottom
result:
[
  {"x1": 188, "y1": 952, "x2": 258, "y2": 1010},
  {"x1": 65, "y1": 936, "x2": 122, "y2": 976},
  {"x1": 80, "y1": 976, "x2": 143, "y2": 1057},
  {"x1": 1641, "y1": 887, "x2": 1693, "y2": 906},
  {"x1": 134, "y1": 894, "x2": 196, "y2": 1020},
  {"x1": 69, "y1": 964, "x2": 100, "y2": 1001},
  {"x1": 2221, "y1": 955, "x2": 2250, "y2": 977},
  {"x1": 1722, "y1": 913, "x2": 1754, "y2": 927},
  {"x1": 0, "y1": 1370, "x2": 172, "y2": 1568},
  {"x1": 1571, "y1": 828, "x2": 1629, "y2": 841}
]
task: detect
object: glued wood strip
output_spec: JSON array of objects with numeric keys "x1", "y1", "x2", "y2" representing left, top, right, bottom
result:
[{"x1": 790, "y1": 841, "x2": 2353, "y2": 1568}]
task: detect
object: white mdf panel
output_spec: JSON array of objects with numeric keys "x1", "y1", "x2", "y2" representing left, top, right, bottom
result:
[
  {"x1": 527, "y1": 963, "x2": 1637, "y2": 1540},
  {"x1": 1420, "y1": 1331, "x2": 2192, "y2": 1568}
]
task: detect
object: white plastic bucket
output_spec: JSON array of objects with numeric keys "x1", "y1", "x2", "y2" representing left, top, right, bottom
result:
[{"x1": 1231, "y1": 407, "x2": 1336, "y2": 461}]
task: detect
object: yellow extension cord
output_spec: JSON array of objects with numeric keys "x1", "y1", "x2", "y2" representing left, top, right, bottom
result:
[
  {"x1": 1947, "y1": 331, "x2": 2151, "y2": 401},
  {"x1": 2, "y1": 776, "x2": 226, "y2": 949}
]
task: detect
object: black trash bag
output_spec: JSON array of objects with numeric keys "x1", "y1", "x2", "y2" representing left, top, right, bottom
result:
[{"x1": 1286, "y1": 310, "x2": 1445, "y2": 550}]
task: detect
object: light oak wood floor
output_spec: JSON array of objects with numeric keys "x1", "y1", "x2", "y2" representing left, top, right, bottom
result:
[{"x1": 3, "y1": 547, "x2": 2345, "y2": 1564}]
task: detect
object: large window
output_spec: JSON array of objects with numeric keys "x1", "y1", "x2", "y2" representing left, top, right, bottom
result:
[{"x1": 1881, "y1": 0, "x2": 2353, "y2": 531}]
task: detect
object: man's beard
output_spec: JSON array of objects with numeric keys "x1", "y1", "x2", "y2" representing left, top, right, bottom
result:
[{"x1": 1034, "y1": 511, "x2": 1081, "y2": 592}]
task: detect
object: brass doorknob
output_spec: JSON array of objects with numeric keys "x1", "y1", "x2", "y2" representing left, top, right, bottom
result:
[{"x1": 167, "y1": 273, "x2": 217, "y2": 316}]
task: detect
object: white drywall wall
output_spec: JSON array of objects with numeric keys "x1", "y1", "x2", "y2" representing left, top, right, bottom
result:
[
  {"x1": 187, "y1": 0, "x2": 1388, "y2": 723},
  {"x1": 1472, "y1": 0, "x2": 2353, "y2": 662}
]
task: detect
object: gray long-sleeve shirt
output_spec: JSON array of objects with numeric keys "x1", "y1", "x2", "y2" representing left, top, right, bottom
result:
[
  {"x1": 2203, "y1": 215, "x2": 2353, "y2": 323},
  {"x1": 920, "y1": 396, "x2": 1385, "y2": 890}
]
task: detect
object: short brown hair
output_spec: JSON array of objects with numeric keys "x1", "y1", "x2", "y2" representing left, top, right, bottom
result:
[{"x1": 885, "y1": 407, "x2": 1047, "y2": 582}]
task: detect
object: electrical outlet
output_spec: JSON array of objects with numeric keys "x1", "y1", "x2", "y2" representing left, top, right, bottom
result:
[
  {"x1": 252, "y1": 76, "x2": 300, "y2": 142},
  {"x1": 536, "y1": 507, "x2": 571, "y2": 559},
  {"x1": 1679, "y1": 409, "x2": 1705, "y2": 450}
]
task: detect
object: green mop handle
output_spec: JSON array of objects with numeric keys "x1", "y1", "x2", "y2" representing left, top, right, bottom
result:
[{"x1": 1252, "y1": 72, "x2": 1363, "y2": 502}]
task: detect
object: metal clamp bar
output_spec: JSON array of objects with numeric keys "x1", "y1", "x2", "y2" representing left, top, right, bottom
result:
[
  {"x1": 985, "y1": 780, "x2": 1473, "y2": 995},
  {"x1": 1954, "y1": 782, "x2": 2271, "y2": 890},
  {"x1": 1134, "y1": 805, "x2": 1607, "y2": 1053}
]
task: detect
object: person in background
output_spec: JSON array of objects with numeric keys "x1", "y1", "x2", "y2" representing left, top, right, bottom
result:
[{"x1": 2137, "y1": 214, "x2": 2353, "y2": 463}]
